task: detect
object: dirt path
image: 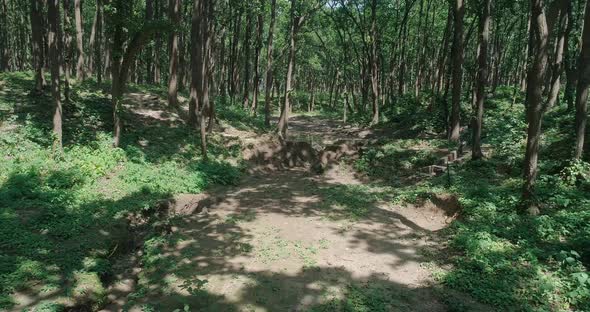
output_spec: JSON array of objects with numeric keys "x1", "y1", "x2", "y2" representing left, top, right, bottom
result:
[{"x1": 104, "y1": 116, "x2": 458, "y2": 312}]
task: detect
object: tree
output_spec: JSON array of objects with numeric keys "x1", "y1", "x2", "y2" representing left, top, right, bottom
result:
[
  {"x1": 110, "y1": 0, "x2": 164, "y2": 147},
  {"x1": 449, "y1": 0, "x2": 465, "y2": 142},
  {"x1": 264, "y1": 0, "x2": 277, "y2": 126},
  {"x1": 574, "y1": 0, "x2": 590, "y2": 159},
  {"x1": 30, "y1": 0, "x2": 45, "y2": 92},
  {"x1": 472, "y1": 0, "x2": 491, "y2": 160},
  {"x1": 277, "y1": 0, "x2": 299, "y2": 139},
  {"x1": 369, "y1": 0, "x2": 379, "y2": 125},
  {"x1": 48, "y1": 0, "x2": 62, "y2": 151},
  {"x1": 242, "y1": 8, "x2": 253, "y2": 109},
  {"x1": 277, "y1": 0, "x2": 325, "y2": 139},
  {"x1": 523, "y1": 0, "x2": 550, "y2": 215},
  {"x1": 168, "y1": 0, "x2": 181, "y2": 108},
  {"x1": 251, "y1": 0, "x2": 265, "y2": 115},
  {"x1": 74, "y1": 0, "x2": 85, "y2": 81},
  {"x1": 546, "y1": 0, "x2": 570, "y2": 109}
]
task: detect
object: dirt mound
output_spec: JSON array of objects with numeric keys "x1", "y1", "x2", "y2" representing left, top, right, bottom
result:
[
  {"x1": 243, "y1": 138, "x2": 363, "y2": 173},
  {"x1": 401, "y1": 193, "x2": 461, "y2": 231}
]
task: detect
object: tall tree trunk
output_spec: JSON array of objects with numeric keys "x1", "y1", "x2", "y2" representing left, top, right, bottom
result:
[
  {"x1": 188, "y1": 0, "x2": 201, "y2": 127},
  {"x1": 154, "y1": 0, "x2": 163, "y2": 84},
  {"x1": 370, "y1": 0, "x2": 379, "y2": 125},
  {"x1": 63, "y1": 0, "x2": 72, "y2": 103},
  {"x1": 197, "y1": 0, "x2": 210, "y2": 160},
  {"x1": 449, "y1": 0, "x2": 465, "y2": 142},
  {"x1": 277, "y1": 0, "x2": 298, "y2": 139},
  {"x1": 547, "y1": 0, "x2": 570, "y2": 108},
  {"x1": 574, "y1": 1, "x2": 590, "y2": 159},
  {"x1": 564, "y1": 0, "x2": 577, "y2": 111},
  {"x1": 111, "y1": 0, "x2": 159, "y2": 147},
  {"x1": 168, "y1": 0, "x2": 180, "y2": 107},
  {"x1": 48, "y1": 0, "x2": 62, "y2": 151},
  {"x1": 242, "y1": 11, "x2": 253, "y2": 109},
  {"x1": 88, "y1": 1, "x2": 98, "y2": 75},
  {"x1": 31, "y1": 0, "x2": 45, "y2": 92},
  {"x1": 264, "y1": 0, "x2": 277, "y2": 126},
  {"x1": 74, "y1": 0, "x2": 85, "y2": 81},
  {"x1": 146, "y1": 0, "x2": 154, "y2": 83},
  {"x1": 523, "y1": 0, "x2": 550, "y2": 215},
  {"x1": 95, "y1": 0, "x2": 103, "y2": 83},
  {"x1": 472, "y1": 0, "x2": 491, "y2": 160},
  {"x1": 0, "y1": 0, "x2": 7, "y2": 71},
  {"x1": 251, "y1": 0, "x2": 264, "y2": 115}
]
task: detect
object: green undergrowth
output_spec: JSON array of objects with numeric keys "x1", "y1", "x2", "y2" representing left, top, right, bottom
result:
[
  {"x1": 0, "y1": 72, "x2": 244, "y2": 309},
  {"x1": 355, "y1": 87, "x2": 590, "y2": 311}
]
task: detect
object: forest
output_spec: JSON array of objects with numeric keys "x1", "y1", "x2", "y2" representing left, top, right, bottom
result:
[{"x1": 0, "y1": 0, "x2": 589, "y2": 311}]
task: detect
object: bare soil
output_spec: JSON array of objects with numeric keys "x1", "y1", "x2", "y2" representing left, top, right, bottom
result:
[{"x1": 97, "y1": 115, "x2": 479, "y2": 312}]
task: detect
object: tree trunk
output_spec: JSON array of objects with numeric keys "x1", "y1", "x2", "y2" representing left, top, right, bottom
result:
[
  {"x1": 0, "y1": 0, "x2": 7, "y2": 71},
  {"x1": 574, "y1": 1, "x2": 590, "y2": 159},
  {"x1": 523, "y1": 0, "x2": 550, "y2": 215},
  {"x1": 96, "y1": 0, "x2": 103, "y2": 83},
  {"x1": 449, "y1": 0, "x2": 465, "y2": 142},
  {"x1": 146, "y1": 0, "x2": 154, "y2": 83},
  {"x1": 277, "y1": 0, "x2": 298, "y2": 139},
  {"x1": 242, "y1": 12, "x2": 253, "y2": 109},
  {"x1": 48, "y1": 0, "x2": 62, "y2": 151},
  {"x1": 63, "y1": 0, "x2": 72, "y2": 103},
  {"x1": 168, "y1": 0, "x2": 180, "y2": 108},
  {"x1": 197, "y1": 0, "x2": 212, "y2": 161},
  {"x1": 31, "y1": 0, "x2": 45, "y2": 92},
  {"x1": 251, "y1": 0, "x2": 264, "y2": 115},
  {"x1": 154, "y1": 0, "x2": 163, "y2": 84},
  {"x1": 111, "y1": 1, "x2": 160, "y2": 147},
  {"x1": 547, "y1": 0, "x2": 570, "y2": 108},
  {"x1": 74, "y1": 0, "x2": 85, "y2": 81},
  {"x1": 88, "y1": 1, "x2": 98, "y2": 75},
  {"x1": 564, "y1": 0, "x2": 577, "y2": 110},
  {"x1": 188, "y1": 0, "x2": 201, "y2": 127},
  {"x1": 472, "y1": 0, "x2": 491, "y2": 160},
  {"x1": 264, "y1": 0, "x2": 277, "y2": 126},
  {"x1": 370, "y1": 0, "x2": 379, "y2": 125}
]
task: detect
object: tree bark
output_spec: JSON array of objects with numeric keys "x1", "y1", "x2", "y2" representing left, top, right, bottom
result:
[
  {"x1": 168, "y1": 0, "x2": 180, "y2": 108},
  {"x1": 30, "y1": 0, "x2": 45, "y2": 92},
  {"x1": 188, "y1": 0, "x2": 201, "y2": 127},
  {"x1": 48, "y1": 0, "x2": 62, "y2": 151},
  {"x1": 547, "y1": 0, "x2": 570, "y2": 108},
  {"x1": 63, "y1": 0, "x2": 72, "y2": 103},
  {"x1": 449, "y1": 0, "x2": 465, "y2": 142},
  {"x1": 277, "y1": 0, "x2": 298, "y2": 139},
  {"x1": 251, "y1": 0, "x2": 265, "y2": 115},
  {"x1": 146, "y1": 0, "x2": 154, "y2": 83},
  {"x1": 74, "y1": 0, "x2": 85, "y2": 81},
  {"x1": 523, "y1": 0, "x2": 550, "y2": 214},
  {"x1": 369, "y1": 0, "x2": 379, "y2": 125},
  {"x1": 111, "y1": 1, "x2": 160, "y2": 147},
  {"x1": 88, "y1": 1, "x2": 98, "y2": 75},
  {"x1": 574, "y1": 1, "x2": 590, "y2": 159},
  {"x1": 242, "y1": 11, "x2": 253, "y2": 109},
  {"x1": 264, "y1": 0, "x2": 277, "y2": 126},
  {"x1": 96, "y1": 0, "x2": 103, "y2": 83},
  {"x1": 472, "y1": 0, "x2": 491, "y2": 160},
  {"x1": 0, "y1": 0, "x2": 7, "y2": 71},
  {"x1": 564, "y1": 0, "x2": 577, "y2": 111}
]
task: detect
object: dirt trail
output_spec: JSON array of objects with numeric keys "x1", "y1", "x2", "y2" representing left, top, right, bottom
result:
[{"x1": 103, "y1": 115, "x2": 462, "y2": 312}]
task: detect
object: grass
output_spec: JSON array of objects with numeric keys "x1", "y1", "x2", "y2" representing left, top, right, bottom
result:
[
  {"x1": 0, "y1": 72, "x2": 247, "y2": 309},
  {"x1": 354, "y1": 86, "x2": 590, "y2": 311}
]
